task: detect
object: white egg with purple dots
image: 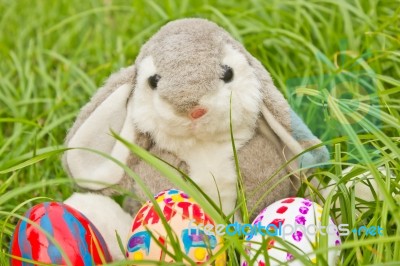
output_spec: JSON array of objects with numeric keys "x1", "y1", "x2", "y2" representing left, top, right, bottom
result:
[{"x1": 241, "y1": 197, "x2": 341, "y2": 266}]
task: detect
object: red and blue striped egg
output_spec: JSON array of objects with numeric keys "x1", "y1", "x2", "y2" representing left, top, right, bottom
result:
[{"x1": 9, "y1": 202, "x2": 112, "y2": 265}]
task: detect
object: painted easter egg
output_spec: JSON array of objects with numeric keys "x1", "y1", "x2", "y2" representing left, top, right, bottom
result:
[
  {"x1": 10, "y1": 202, "x2": 112, "y2": 265},
  {"x1": 241, "y1": 197, "x2": 341, "y2": 266},
  {"x1": 126, "y1": 189, "x2": 226, "y2": 265}
]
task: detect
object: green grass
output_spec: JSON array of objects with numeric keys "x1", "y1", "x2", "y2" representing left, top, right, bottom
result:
[{"x1": 0, "y1": 0, "x2": 399, "y2": 265}]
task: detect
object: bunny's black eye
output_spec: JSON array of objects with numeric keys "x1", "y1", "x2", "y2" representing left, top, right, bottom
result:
[
  {"x1": 221, "y1": 65, "x2": 234, "y2": 83},
  {"x1": 148, "y1": 74, "x2": 161, "y2": 90}
]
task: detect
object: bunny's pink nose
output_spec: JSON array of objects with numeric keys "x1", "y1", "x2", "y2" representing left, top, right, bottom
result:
[{"x1": 189, "y1": 107, "x2": 207, "y2": 119}]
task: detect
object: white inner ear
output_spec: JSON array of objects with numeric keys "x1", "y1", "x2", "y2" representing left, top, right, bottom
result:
[{"x1": 67, "y1": 83, "x2": 135, "y2": 190}]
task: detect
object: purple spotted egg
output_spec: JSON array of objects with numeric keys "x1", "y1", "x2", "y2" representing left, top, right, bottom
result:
[{"x1": 241, "y1": 197, "x2": 341, "y2": 266}]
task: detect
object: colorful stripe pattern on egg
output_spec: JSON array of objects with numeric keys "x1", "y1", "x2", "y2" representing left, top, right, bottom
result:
[{"x1": 9, "y1": 202, "x2": 112, "y2": 266}]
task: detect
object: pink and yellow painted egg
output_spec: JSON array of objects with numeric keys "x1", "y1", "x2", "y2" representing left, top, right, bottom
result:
[
  {"x1": 126, "y1": 189, "x2": 226, "y2": 265},
  {"x1": 241, "y1": 197, "x2": 341, "y2": 266},
  {"x1": 10, "y1": 202, "x2": 111, "y2": 265}
]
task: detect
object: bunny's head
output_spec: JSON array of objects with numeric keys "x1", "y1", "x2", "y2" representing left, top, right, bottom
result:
[
  {"x1": 131, "y1": 19, "x2": 266, "y2": 146},
  {"x1": 64, "y1": 18, "x2": 328, "y2": 191}
]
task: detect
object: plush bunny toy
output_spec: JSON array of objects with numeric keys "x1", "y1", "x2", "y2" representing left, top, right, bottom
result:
[{"x1": 63, "y1": 18, "x2": 329, "y2": 226}]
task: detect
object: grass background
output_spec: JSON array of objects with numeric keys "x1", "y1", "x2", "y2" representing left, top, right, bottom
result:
[{"x1": 0, "y1": 0, "x2": 399, "y2": 265}]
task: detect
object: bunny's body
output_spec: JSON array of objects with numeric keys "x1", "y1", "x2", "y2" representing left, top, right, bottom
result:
[{"x1": 64, "y1": 19, "x2": 328, "y2": 220}]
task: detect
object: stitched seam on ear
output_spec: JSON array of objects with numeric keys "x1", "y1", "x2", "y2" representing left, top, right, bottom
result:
[{"x1": 261, "y1": 105, "x2": 304, "y2": 155}]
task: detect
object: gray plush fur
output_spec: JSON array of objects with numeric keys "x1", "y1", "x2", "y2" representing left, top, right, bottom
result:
[{"x1": 64, "y1": 18, "x2": 329, "y2": 221}]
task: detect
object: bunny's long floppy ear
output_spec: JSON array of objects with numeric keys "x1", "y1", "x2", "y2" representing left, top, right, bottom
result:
[
  {"x1": 63, "y1": 65, "x2": 139, "y2": 190},
  {"x1": 249, "y1": 56, "x2": 329, "y2": 172}
]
